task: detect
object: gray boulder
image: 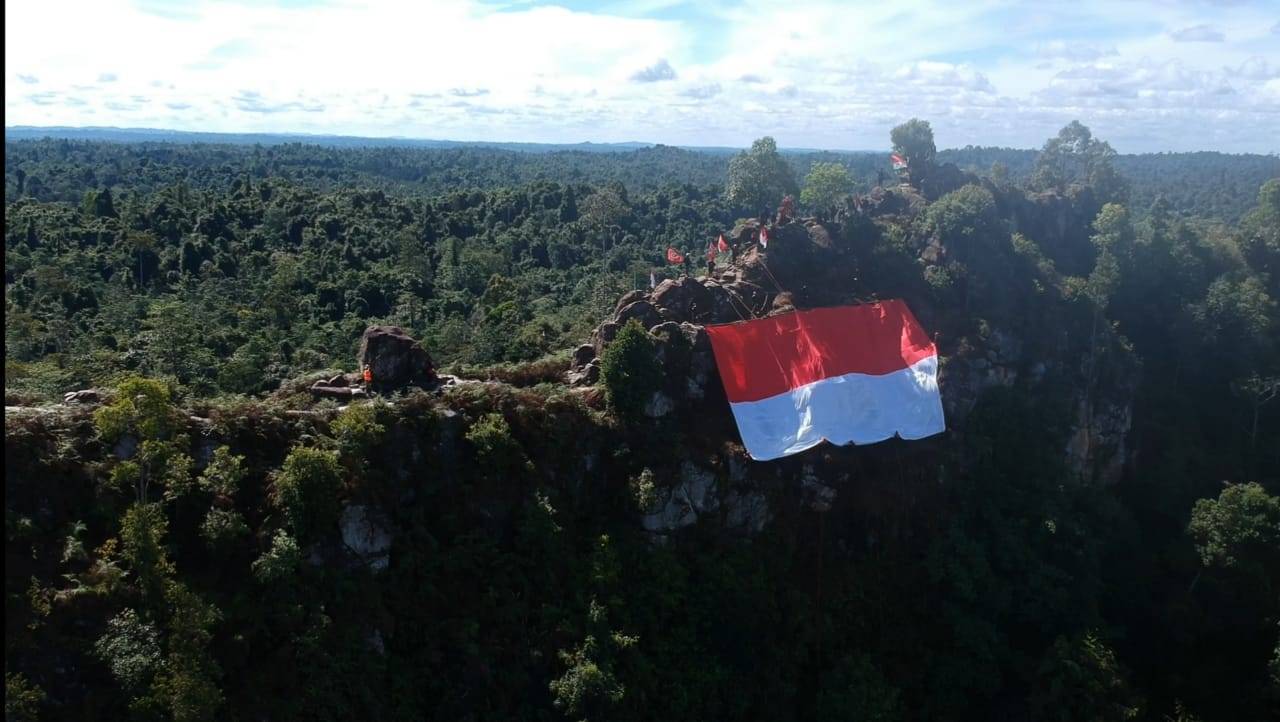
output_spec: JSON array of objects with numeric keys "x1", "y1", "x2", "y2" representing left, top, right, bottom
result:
[{"x1": 357, "y1": 326, "x2": 436, "y2": 392}]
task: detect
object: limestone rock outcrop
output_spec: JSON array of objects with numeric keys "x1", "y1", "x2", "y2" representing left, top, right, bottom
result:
[{"x1": 357, "y1": 326, "x2": 436, "y2": 392}]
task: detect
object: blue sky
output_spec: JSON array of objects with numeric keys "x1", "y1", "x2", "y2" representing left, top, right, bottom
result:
[{"x1": 5, "y1": 0, "x2": 1280, "y2": 152}]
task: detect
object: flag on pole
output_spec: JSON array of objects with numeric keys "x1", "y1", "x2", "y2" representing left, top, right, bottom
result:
[
  {"x1": 759, "y1": 227, "x2": 769, "y2": 249},
  {"x1": 666, "y1": 247, "x2": 685, "y2": 264},
  {"x1": 717, "y1": 234, "x2": 730, "y2": 253},
  {"x1": 891, "y1": 153, "x2": 908, "y2": 171},
  {"x1": 650, "y1": 271, "x2": 657, "y2": 289},
  {"x1": 704, "y1": 301, "x2": 945, "y2": 460},
  {"x1": 707, "y1": 242, "x2": 716, "y2": 263}
]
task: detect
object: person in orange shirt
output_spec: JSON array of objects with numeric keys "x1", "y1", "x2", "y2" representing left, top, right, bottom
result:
[{"x1": 362, "y1": 364, "x2": 373, "y2": 390}]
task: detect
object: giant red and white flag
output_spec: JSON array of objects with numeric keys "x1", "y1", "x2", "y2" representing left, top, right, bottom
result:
[{"x1": 705, "y1": 300, "x2": 944, "y2": 460}]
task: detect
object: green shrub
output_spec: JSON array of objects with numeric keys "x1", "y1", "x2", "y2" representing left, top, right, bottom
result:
[
  {"x1": 199, "y1": 509, "x2": 249, "y2": 550},
  {"x1": 330, "y1": 402, "x2": 386, "y2": 460},
  {"x1": 155, "y1": 582, "x2": 223, "y2": 722},
  {"x1": 1029, "y1": 633, "x2": 1140, "y2": 722},
  {"x1": 272, "y1": 447, "x2": 343, "y2": 542},
  {"x1": 4, "y1": 673, "x2": 45, "y2": 722},
  {"x1": 94, "y1": 608, "x2": 162, "y2": 691},
  {"x1": 549, "y1": 599, "x2": 636, "y2": 722},
  {"x1": 94, "y1": 376, "x2": 177, "y2": 443},
  {"x1": 599, "y1": 319, "x2": 662, "y2": 420},
  {"x1": 144, "y1": 440, "x2": 195, "y2": 502},
  {"x1": 465, "y1": 412, "x2": 527, "y2": 480},
  {"x1": 120, "y1": 502, "x2": 173, "y2": 597},
  {"x1": 629, "y1": 468, "x2": 658, "y2": 513},
  {"x1": 198, "y1": 448, "x2": 246, "y2": 500},
  {"x1": 109, "y1": 461, "x2": 143, "y2": 496},
  {"x1": 549, "y1": 635, "x2": 626, "y2": 721},
  {"x1": 1188, "y1": 481, "x2": 1280, "y2": 570},
  {"x1": 252, "y1": 530, "x2": 302, "y2": 585}
]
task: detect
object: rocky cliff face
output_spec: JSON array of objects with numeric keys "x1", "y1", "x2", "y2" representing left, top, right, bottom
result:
[
  {"x1": 9, "y1": 183, "x2": 1137, "y2": 550},
  {"x1": 3, "y1": 178, "x2": 1152, "y2": 719},
  {"x1": 571, "y1": 186, "x2": 1138, "y2": 522}
]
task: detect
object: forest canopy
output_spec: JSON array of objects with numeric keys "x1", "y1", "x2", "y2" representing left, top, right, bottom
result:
[{"x1": 4, "y1": 121, "x2": 1279, "y2": 722}]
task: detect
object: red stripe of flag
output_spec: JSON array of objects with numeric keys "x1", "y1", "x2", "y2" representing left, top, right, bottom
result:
[{"x1": 704, "y1": 300, "x2": 936, "y2": 403}]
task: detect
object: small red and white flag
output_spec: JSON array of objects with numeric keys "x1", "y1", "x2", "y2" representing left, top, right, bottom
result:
[
  {"x1": 891, "y1": 153, "x2": 908, "y2": 170},
  {"x1": 759, "y1": 227, "x2": 769, "y2": 249},
  {"x1": 705, "y1": 301, "x2": 945, "y2": 460},
  {"x1": 717, "y1": 234, "x2": 730, "y2": 253},
  {"x1": 666, "y1": 247, "x2": 685, "y2": 264},
  {"x1": 650, "y1": 271, "x2": 657, "y2": 289},
  {"x1": 707, "y1": 242, "x2": 717, "y2": 262}
]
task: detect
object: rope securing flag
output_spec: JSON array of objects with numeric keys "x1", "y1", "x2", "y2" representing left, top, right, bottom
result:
[{"x1": 705, "y1": 300, "x2": 945, "y2": 460}]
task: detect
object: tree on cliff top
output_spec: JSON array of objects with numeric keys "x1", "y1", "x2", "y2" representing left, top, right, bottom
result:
[
  {"x1": 1031, "y1": 121, "x2": 1127, "y2": 203},
  {"x1": 891, "y1": 118, "x2": 937, "y2": 170},
  {"x1": 726, "y1": 136, "x2": 799, "y2": 213},
  {"x1": 801, "y1": 162, "x2": 855, "y2": 216}
]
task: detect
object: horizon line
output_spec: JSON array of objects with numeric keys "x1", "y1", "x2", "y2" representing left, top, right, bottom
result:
[{"x1": 5, "y1": 124, "x2": 1278, "y2": 157}]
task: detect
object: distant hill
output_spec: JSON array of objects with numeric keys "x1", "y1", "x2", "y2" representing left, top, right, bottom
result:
[
  {"x1": 2, "y1": 126, "x2": 656, "y2": 154},
  {"x1": 3, "y1": 125, "x2": 882, "y2": 155}
]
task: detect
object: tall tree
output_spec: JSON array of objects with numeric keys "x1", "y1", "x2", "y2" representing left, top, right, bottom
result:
[
  {"x1": 1241, "y1": 179, "x2": 1280, "y2": 296},
  {"x1": 800, "y1": 162, "x2": 855, "y2": 215},
  {"x1": 725, "y1": 136, "x2": 799, "y2": 213},
  {"x1": 1031, "y1": 121, "x2": 1127, "y2": 203},
  {"x1": 890, "y1": 118, "x2": 937, "y2": 178}
]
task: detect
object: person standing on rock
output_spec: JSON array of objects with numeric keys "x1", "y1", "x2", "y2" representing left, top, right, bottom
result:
[
  {"x1": 777, "y1": 195, "x2": 794, "y2": 225},
  {"x1": 362, "y1": 364, "x2": 373, "y2": 392}
]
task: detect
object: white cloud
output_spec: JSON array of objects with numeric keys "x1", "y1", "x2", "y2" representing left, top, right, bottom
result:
[
  {"x1": 3, "y1": 0, "x2": 1278, "y2": 152},
  {"x1": 1235, "y1": 57, "x2": 1279, "y2": 82},
  {"x1": 1035, "y1": 41, "x2": 1118, "y2": 62},
  {"x1": 631, "y1": 59, "x2": 678, "y2": 83},
  {"x1": 893, "y1": 61, "x2": 995, "y2": 93},
  {"x1": 98, "y1": 72, "x2": 118, "y2": 82},
  {"x1": 232, "y1": 90, "x2": 325, "y2": 114},
  {"x1": 1041, "y1": 59, "x2": 1242, "y2": 104},
  {"x1": 680, "y1": 83, "x2": 721, "y2": 99},
  {"x1": 1170, "y1": 24, "x2": 1225, "y2": 42}
]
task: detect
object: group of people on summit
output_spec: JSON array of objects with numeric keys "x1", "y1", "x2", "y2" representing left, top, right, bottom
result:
[{"x1": 668, "y1": 194, "x2": 797, "y2": 279}]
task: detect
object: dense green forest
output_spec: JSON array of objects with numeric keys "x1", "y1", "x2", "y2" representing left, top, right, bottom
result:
[
  {"x1": 5, "y1": 121, "x2": 1279, "y2": 722},
  {"x1": 7, "y1": 131, "x2": 1275, "y2": 221}
]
